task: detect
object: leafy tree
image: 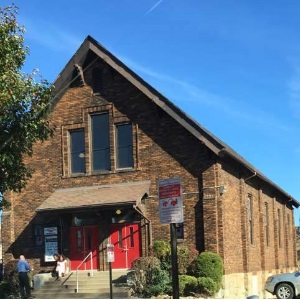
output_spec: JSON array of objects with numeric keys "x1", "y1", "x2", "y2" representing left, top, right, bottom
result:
[{"x1": 0, "y1": 4, "x2": 53, "y2": 207}]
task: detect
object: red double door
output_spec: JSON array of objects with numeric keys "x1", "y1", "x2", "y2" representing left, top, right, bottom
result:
[
  {"x1": 110, "y1": 223, "x2": 141, "y2": 269},
  {"x1": 69, "y1": 226, "x2": 99, "y2": 271},
  {"x1": 69, "y1": 223, "x2": 141, "y2": 270}
]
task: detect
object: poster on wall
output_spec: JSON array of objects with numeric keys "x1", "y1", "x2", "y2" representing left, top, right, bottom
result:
[
  {"x1": 44, "y1": 235, "x2": 58, "y2": 262},
  {"x1": 44, "y1": 226, "x2": 58, "y2": 262},
  {"x1": 158, "y1": 178, "x2": 184, "y2": 224},
  {"x1": 44, "y1": 227, "x2": 58, "y2": 236}
]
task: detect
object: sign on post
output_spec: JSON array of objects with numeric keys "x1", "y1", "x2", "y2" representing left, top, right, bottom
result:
[
  {"x1": 107, "y1": 243, "x2": 115, "y2": 262},
  {"x1": 158, "y1": 178, "x2": 184, "y2": 224}
]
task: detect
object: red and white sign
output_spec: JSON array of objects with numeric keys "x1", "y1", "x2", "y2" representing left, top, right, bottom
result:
[
  {"x1": 158, "y1": 178, "x2": 184, "y2": 224},
  {"x1": 107, "y1": 243, "x2": 115, "y2": 263}
]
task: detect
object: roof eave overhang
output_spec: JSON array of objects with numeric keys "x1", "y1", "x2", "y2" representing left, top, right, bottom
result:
[
  {"x1": 51, "y1": 36, "x2": 299, "y2": 209},
  {"x1": 36, "y1": 200, "x2": 136, "y2": 213},
  {"x1": 219, "y1": 148, "x2": 300, "y2": 208}
]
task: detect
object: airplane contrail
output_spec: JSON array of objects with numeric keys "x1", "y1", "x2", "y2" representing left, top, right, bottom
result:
[{"x1": 145, "y1": 0, "x2": 164, "y2": 16}]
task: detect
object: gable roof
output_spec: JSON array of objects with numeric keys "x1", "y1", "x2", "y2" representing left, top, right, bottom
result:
[{"x1": 52, "y1": 35, "x2": 299, "y2": 208}]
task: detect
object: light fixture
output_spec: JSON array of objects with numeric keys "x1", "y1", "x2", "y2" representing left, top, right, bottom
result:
[
  {"x1": 115, "y1": 209, "x2": 122, "y2": 215},
  {"x1": 202, "y1": 185, "x2": 227, "y2": 195}
]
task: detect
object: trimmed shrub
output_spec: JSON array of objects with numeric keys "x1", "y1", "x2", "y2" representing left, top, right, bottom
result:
[
  {"x1": 179, "y1": 274, "x2": 198, "y2": 296},
  {"x1": 193, "y1": 251, "x2": 223, "y2": 290},
  {"x1": 177, "y1": 245, "x2": 198, "y2": 275},
  {"x1": 152, "y1": 240, "x2": 171, "y2": 259},
  {"x1": 197, "y1": 276, "x2": 218, "y2": 296},
  {"x1": 152, "y1": 240, "x2": 171, "y2": 272},
  {"x1": 129, "y1": 256, "x2": 171, "y2": 298}
]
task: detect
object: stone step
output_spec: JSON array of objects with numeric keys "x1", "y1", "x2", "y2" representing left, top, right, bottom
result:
[
  {"x1": 32, "y1": 270, "x2": 131, "y2": 299},
  {"x1": 33, "y1": 290, "x2": 130, "y2": 299}
]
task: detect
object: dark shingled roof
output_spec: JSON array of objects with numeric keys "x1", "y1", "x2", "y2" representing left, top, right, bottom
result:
[
  {"x1": 51, "y1": 36, "x2": 299, "y2": 208},
  {"x1": 36, "y1": 181, "x2": 150, "y2": 212}
]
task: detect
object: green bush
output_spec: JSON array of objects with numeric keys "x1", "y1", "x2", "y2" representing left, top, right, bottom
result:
[
  {"x1": 152, "y1": 240, "x2": 171, "y2": 272},
  {"x1": 0, "y1": 281, "x2": 11, "y2": 299},
  {"x1": 152, "y1": 240, "x2": 171, "y2": 259},
  {"x1": 177, "y1": 245, "x2": 198, "y2": 275},
  {"x1": 179, "y1": 274, "x2": 198, "y2": 296},
  {"x1": 193, "y1": 251, "x2": 223, "y2": 290},
  {"x1": 129, "y1": 256, "x2": 171, "y2": 298},
  {"x1": 197, "y1": 276, "x2": 218, "y2": 296},
  {"x1": 2, "y1": 259, "x2": 19, "y2": 298}
]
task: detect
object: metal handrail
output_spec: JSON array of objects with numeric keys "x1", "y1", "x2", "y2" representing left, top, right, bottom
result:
[{"x1": 75, "y1": 251, "x2": 93, "y2": 293}]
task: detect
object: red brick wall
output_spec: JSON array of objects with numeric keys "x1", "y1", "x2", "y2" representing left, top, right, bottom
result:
[{"x1": 2, "y1": 60, "x2": 297, "y2": 280}]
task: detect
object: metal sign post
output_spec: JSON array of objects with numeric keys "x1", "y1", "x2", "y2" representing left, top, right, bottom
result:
[
  {"x1": 170, "y1": 223, "x2": 179, "y2": 299},
  {"x1": 158, "y1": 178, "x2": 183, "y2": 299},
  {"x1": 107, "y1": 244, "x2": 115, "y2": 299}
]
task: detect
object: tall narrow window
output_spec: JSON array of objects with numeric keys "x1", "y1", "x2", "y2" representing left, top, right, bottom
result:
[
  {"x1": 34, "y1": 225, "x2": 43, "y2": 247},
  {"x1": 278, "y1": 209, "x2": 282, "y2": 247},
  {"x1": 129, "y1": 227, "x2": 134, "y2": 247},
  {"x1": 287, "y1": 214, "x2": 291, "y2": 240},
  {"x1": 247, "y1": 194, "x2": 254, "y2": 245},
  {"x1": 176, "y1": 223, "x2": 184, "y2": 239},
  {"x1": 118, "y1": 229, "x2": 123, "y2": 248},
  {"x1": 116, "y1": 123, "x2": 133, "y2": 169},
  {"x1": 70, "y1": 129, "x2": 85, "y2": 174},
  {"x1": 91, "y1": 113, "x2": 111, "y2": 171},
  {"x1": 77, "y1": 229, "x2": 82, "y2": 249},
  {"x1": 264, "y1": 202, "x2": 269, "y2": 246}
]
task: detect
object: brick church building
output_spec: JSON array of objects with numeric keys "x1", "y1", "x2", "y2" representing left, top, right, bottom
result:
[{"x1": 2, "y1": 36, "x2": 299, "y2": 298}]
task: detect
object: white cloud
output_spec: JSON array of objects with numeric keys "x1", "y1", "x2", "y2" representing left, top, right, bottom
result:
[
  {"x1": 145, "y1": 0, "x2": 164, "y2": 16},
  {"x1": 287, "y1": 63, "x2": 300, "y2": 119},
  {"x1": 122, "y1": 55, "x2": 293, "y2": 134},
  {"x1": 21, "y1": 16, "x2": 81, "y2": 54}
]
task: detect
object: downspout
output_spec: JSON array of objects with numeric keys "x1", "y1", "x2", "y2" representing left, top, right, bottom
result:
[{"x1": 133, "y1": 205, "x2": 152, "y2": 247}]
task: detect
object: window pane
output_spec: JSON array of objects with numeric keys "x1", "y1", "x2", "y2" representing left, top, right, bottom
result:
[
  {"x1": 118, "y1": 229, "x2": 123, "y2": 248},
  {"x1": 247, "y1": 195, "x2": 254, "y2": 245},
  {"x1": 116, "y1": 124, "x2": 133, "y2": 168},
  {"x1": 91, "y1": 113, "x2": 111, "y2": 171},
  {"x1": 70, "y1": 130, "x2": 85, "y2": 173},
  {"x1": 176, "y1": 223, "x2": 184, "y2": 239},
  {"x1": 129, "y1": 227, "x2": 134, "y2": 247}
]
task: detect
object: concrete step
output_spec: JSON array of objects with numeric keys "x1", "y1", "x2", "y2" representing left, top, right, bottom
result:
[
  {"x1": 33, "y1": 290, "x2": 130, "y2": 299},
  {"x1": 32, "y1": 270, "x2": 131, "y2": 299}
]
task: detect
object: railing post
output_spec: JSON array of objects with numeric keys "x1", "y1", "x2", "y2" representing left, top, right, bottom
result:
[
  {"x1": 75, "y1": 251, "x2": 93, "y2": 292},
  {"x1": 91, "y1": 253, "x2": 94, "y2": 277},
  {"x1": 76, "y1": 270, "x2": 79, "y2": 293}
]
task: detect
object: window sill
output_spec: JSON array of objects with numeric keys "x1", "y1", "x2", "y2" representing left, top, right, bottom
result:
[{"x1": 63, "y1": 168, "x2": 137, "y2": 179}]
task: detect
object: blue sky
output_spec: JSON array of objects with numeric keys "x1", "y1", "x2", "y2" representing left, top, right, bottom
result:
[{"x1": 3, "y1": 0, "x2": 300, "y2": 224}]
